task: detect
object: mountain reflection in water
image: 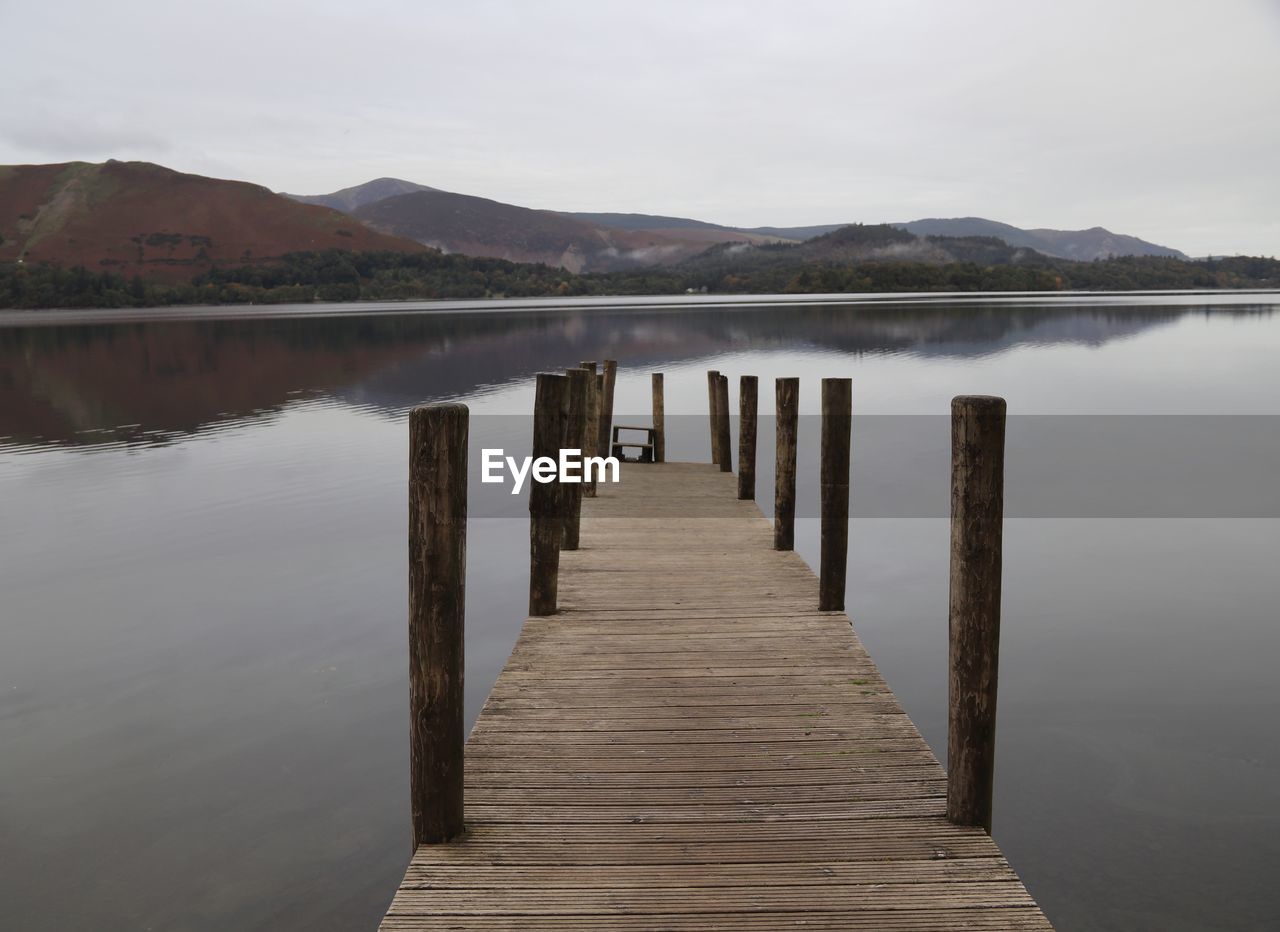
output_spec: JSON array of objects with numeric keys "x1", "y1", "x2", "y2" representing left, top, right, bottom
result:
[{"x1": 2, "y1": 294, "x2": 1278, "y2": 932}]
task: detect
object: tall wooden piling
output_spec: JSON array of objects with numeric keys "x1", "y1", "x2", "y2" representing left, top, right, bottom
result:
[
  {"x1": 706, "y1": 370, "x2": 721, "y2": 464},
  {"x1": 530, "y1": 373, "x2": 568, "y2": 616},
  {"x1": 738, "y1": 375, "x2": 758, "y2": 500},
  {"x1": 594, "y1": 373, "x2": 605, "y2": 460},
  {"x1": 652, "y1": 373, "x2": 665, "y2": 463},
  {"x1": 598, "y1": 359, "x2": 618, "y2": 459},
  {"x1": 580, "y1": 362, "x2": 599, "y2": 497},
  {"x1": 946, "y1": 394, "x2": 1007, "y2": 833},
  {"x1": 819, "y1": 378, "x2": 852, "y2": 611},
  {"x1": 407, "y1": 403, "x2": 467, "y2": 847},
  {"x1": 774, "y1": 377, "x2": 799, "y2": 550},
  {"x1": 561, "y1": 368, "x2": 590, "y2": 550},
  {"x1": 716, "y1": 374, "x2": 732, "y2": 473}
]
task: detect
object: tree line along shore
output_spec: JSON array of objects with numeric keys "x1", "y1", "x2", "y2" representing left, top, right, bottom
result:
[{"x1": 3, "y1": 239, "x2": 1277, "y2": 310}]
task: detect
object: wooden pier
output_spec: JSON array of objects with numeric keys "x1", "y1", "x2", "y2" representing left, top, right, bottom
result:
[{"x1": 383, "y1": 451, "x2": 1052, "y2": 928}]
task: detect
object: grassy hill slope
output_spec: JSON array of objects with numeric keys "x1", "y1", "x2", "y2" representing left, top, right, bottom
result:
[{"x1": 0, "y1": 161, "x2": 426, "y2": 279}]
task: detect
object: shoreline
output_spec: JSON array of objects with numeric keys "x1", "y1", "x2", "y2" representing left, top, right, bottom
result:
[{"x1": 3, "y1": 287, "x2": 1279, "y2": 328}]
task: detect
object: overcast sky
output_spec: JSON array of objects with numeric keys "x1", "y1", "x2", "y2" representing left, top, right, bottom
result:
[{"x1": 4, "y1": 0, "x2": 1278, "y2": 255}]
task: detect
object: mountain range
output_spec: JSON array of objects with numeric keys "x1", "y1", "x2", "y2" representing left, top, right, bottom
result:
[
  {"x1": 283, "y1": 178, "x2": 1186, "y2": 270},
  {"x1": 0, "y1": 160, "x2": 1190, "y2": 282},
  {"x1": 556, "y1": 212, "x2": 1187, "y2": 261}
]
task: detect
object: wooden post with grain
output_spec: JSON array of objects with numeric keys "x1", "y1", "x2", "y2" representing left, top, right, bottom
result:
[
  {"x1": 529, "y1": 373, "x2": 568, "y2": 616},
  {"x1": 774, "y1": 377, "x2": 799, "y2": 550},
  {"x1": 407, "y1": 403, "x2": 467, "y2": 847},
  {"x1": 561, "y1": 367, "x2": 590, "y2": 550},
  {"x1": 706, "y1": 369, "x2": 721, "y2": 465},
  {"x1": 651, "y1": 372, "x2": 665, "y2": 463},
  {"x1": 819, "y1": 378, "x2": 852, "y2": 611},
  {"x1": 580, "y1": 361, "x2": 599, "y2": 498},
  {"x1": 947, "y1": 394, "x2": 1007, "y2": 833},
  {"x1": 737, "y1": 375, "x2": 758, "y2": 500},
  {"x1": 597, "y1": 359, "x2": 618, "y2": 459},
  {"x1": 716, "y1": 374, "x2": 732, "y2": 473}
]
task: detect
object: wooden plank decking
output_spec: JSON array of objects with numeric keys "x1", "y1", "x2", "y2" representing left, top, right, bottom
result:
[{"x1": 382, "y1": 461, "x2": 1052, "y2": 930}]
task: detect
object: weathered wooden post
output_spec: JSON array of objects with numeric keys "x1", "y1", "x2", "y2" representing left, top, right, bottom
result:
[
  {"x1": 561, "y1": 367, "x2": 590, "y2": 550},
  {"x1": 819, "y1": 378, "x2": 852, "y2": 611},
  {"x1": 652, "y1": 373, "x2": 665, "y2": 463},
  {"x1": 408, "y1": 403, "x2": 467, "y2": 847},
  {"x1": 716, "y1": 374, "x2": 732, "y2": 473},
  {"x1": 597, "y1": 359, "x2": 618, "y2": 459},
  {"x1": 774, "y1": 377, "x2": 799, "y2": 550},
  {"x1": 580, "y1": 361, "x2": 599, "y2": 498},
  {"x1": 947, "y1": 394, "x2": 1007, "y2": 833},
  {"x1": 529, "y1": 373, "x2": 568, "y2": 616},
  {"x1": 738, "y1": 375, "x2": 758, "y2": 500},
  {"x1": 706, "y1": 369, "x2": 721, "y2": 464},
  {"x1": 594, "y1": 373, "x2": 605, "y2": 463}
]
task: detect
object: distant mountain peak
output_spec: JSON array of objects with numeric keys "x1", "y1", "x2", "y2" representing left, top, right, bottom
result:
[
  {"x1": 284, "y1": 178, "x2": 440, "y2": 214},
  {"x1": 893, "y1": 217, "x2": 1185, "y2": 261}
]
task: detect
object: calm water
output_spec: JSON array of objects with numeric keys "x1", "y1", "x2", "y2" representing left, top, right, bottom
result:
[{"x1": 2, "y1": 294, "x2": 1278, "y2": 930}]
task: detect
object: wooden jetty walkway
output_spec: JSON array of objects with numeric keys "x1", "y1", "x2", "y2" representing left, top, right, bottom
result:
[{"x1": 382, "y1": 436, "x2": 1052, "y2": 928}]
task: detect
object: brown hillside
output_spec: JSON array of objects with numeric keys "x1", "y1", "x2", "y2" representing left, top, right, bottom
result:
[
  {"x1": 0, "y1": 161, "x2": 426, "y2": 280},
  {"x1": 352, "y1": 190, "x2": 761, "y2": 273}
]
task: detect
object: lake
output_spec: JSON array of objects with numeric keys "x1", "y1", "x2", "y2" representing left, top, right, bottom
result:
[{"x1": 2, "y1": 292, "x2": 1278, "y2": 931}]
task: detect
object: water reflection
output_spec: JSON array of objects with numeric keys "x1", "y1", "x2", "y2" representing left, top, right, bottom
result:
[
  {"x1": 4, "y1": 299, "x2": 1268, "y2": 449},
  {"x1": 2, "y1": 294, "x2": 1278, "y2": 932}
]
